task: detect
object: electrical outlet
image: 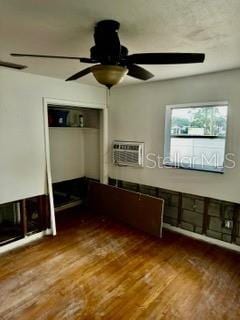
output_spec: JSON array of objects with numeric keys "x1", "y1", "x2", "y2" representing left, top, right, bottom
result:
[{"x1": 224, "y1": 220, "x2": 233, "y2": 229}]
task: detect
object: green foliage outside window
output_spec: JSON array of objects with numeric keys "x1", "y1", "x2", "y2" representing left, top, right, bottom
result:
[{"x1": 171, "y1": 106, "x2": 227, "y2": 136}]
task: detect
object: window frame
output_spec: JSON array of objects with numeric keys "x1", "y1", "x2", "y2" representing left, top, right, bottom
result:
[{"x1": 163, "y1": 101, "x2": 229, "y2": 173}]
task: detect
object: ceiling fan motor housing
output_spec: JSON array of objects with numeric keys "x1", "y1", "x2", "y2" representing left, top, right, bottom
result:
[{"x1": 92, "y1": 20, "x2": 128, "y2": 65}]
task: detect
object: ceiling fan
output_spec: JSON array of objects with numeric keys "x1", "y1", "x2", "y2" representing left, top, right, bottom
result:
[
  {"x1": 0, "y1": 60, "x2": 26, "y2": 70},
  {"x1": 11, "y1": 20, "x2": 205, "y2": 88}
]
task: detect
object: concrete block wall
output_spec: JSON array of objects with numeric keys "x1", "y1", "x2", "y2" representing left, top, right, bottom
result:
[
  {"x1": 108, "y1": 177, "x2": 240, "y2": 246},
  {"x1": 206, "y1": 200, "x2": 234, "y2": 242},
  {"x1": 117, "y1": 180, "x2": 139, "y2": 192},
  {"x1": 158, "y1": 189, "x2": 179, "y2": 227},
  {"x1": 0, "y1": 202, "x2": 18, "y2": 224},
  {"x1": 236, "y1": 215, "x2": 240, "y2": 245},
  {"x1": 181, "y1": 195, "x2": 204, "y2": 233}
]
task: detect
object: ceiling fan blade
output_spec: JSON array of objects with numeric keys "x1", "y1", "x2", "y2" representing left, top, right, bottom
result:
[
  {"x1": 125, "y1": 53, "x2": 205, "y2": 65},
  {"x1": 0, "y1": 60, "x2": 27, "y2": 70},
  {"x1": 127, "y1": 64, "x2": 154, "y2": 80},
  {"x1": 11, "y1": 53, "x2": 85, "y2": 60},
  {"x1": 79, "y1": 57, "x2": 97, "y2": 63},
  {"x1": 65, "y1": 66, "x2": 92, "y2": 81}
]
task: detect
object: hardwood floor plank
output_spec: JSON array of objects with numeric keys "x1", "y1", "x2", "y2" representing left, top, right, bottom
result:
[{"x1": 0, "y1": 209, "x2": 240, "y2": 320}]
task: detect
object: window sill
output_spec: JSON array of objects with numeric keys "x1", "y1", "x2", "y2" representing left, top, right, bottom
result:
[{"x1": 163, "y1": 162, "x2": 224, "y2": 174}]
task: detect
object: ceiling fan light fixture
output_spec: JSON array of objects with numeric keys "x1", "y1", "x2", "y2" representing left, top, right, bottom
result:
[
  {"x1": 91, "y1": 65, "x2": 128, "y2": 88},
  {"x1": 10, "y1": 20, "x2": 205, "y2": 86}
]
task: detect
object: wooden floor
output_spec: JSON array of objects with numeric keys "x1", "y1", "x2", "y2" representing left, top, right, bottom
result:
[{"x1": 0, "y1": 209, "x2": 240, "y2": 320}]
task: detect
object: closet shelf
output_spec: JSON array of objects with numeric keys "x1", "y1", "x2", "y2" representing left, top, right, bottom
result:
[{"x1": 49, "y1": 127, "x2": 99, "y2": 130}]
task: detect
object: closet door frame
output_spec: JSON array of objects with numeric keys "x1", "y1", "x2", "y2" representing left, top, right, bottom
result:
[{"x1": 42, "y1": 97, "x2": 108, "y2": 236}]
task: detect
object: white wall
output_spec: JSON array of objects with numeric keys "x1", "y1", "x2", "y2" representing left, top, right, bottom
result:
[
  {"x1": 49, "y1": 127, "x2": 100, "y2": 183},
  {"x1": 84, "y1": 129, "x2": 100, "y2": 180},
  {"x1": 2, "y1": 67, "x2": 239, "y2": 205},
  {"x1": 0, "y1": 68, "x2": 105, "y2": 205},
  {"x1": 49, "y1": 128, "x2": 85, "y2": 183},
  {"x1": 109, "y1": 69, "x2": 240, "y2": 203}
]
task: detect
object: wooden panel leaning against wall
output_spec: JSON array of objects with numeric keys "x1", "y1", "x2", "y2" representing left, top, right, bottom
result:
[
  {"x1": 88, "y1": 181, "x2": 164, "y2": 237},
  {"x1": 109, "y1": 178, "x2": 240, "y2": 246},
  {"x1": 0, "y1": 195, "x2": 50, "y2": 246}
]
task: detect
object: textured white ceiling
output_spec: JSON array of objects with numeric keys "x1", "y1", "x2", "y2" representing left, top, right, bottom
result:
[{"x1": 0, "y1": 0, "x2": 240, "y2": 86}]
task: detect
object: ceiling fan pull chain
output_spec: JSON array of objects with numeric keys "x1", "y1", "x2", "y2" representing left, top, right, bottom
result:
[{"x1": 106, "y1": 87, "x2": 110, "y2": 108}]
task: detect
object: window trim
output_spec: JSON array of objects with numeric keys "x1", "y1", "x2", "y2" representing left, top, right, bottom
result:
[{"x1": 163, "y1": 101, "x2": 229, "y2": 173}]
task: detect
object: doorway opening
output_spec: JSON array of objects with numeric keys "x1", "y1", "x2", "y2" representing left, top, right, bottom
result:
[{"x1": 43, "y1": 98, "x2": 107, "y2": 235}]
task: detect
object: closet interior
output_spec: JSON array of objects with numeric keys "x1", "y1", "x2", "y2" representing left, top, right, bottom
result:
[{"x1": 48, "y1": 104, "x2": 101, "y2": 213}]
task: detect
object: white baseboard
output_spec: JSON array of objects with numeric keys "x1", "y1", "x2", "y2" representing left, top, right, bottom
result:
[
  {"x1": 163, "y1": 223, "x2": 240, "y2": 253},
  {"x1": 45, "y1": 228, "x2": 53, "y2": 235},
  {"x1": 0, "y1": 229, "x2": 52, "y2": 255}
]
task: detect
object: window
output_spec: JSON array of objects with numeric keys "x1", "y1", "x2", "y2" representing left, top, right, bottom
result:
[{"x1": 164, "y1": 102, "x2": 228, "y2": 173}]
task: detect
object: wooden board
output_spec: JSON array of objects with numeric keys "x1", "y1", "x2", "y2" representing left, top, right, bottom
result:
[{"x1": 88, "y1": 181, "x2": 164, "y2": 237}]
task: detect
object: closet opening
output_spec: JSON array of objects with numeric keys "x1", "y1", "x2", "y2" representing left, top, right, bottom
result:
[{"x1": 44, "y1": 99, "x2": 107, "y2": 235}]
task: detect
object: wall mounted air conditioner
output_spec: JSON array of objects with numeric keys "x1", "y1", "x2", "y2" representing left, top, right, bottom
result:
[{"x1": 112, "y1": 141, "x2": 144, "y2": 167}]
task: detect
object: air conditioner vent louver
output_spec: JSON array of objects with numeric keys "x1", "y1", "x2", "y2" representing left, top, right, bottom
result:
[{"x1": 113, "y1": 141, "x2": 144, "y2": 167}]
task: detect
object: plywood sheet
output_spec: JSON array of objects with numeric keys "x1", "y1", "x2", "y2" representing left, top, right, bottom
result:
[{"x1": 88, "y1": 181, "x2": 164, "y2": 237}]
